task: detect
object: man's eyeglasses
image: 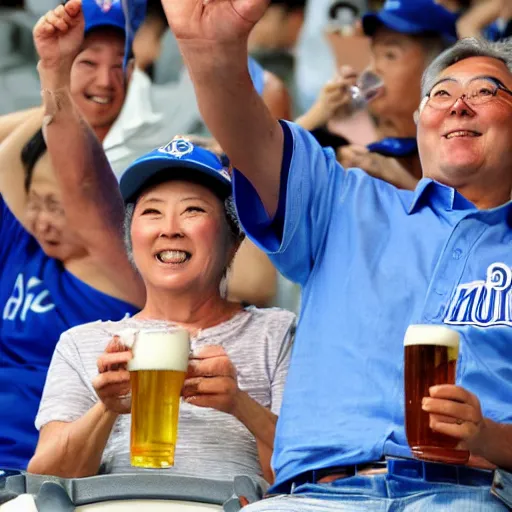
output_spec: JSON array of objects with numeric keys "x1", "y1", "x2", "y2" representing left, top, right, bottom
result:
[{"x1": 425, "y1": 76, "x2": 512, "y2": 110}]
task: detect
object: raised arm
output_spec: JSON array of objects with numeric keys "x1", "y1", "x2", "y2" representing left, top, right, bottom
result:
[
  {"x1": 161, "y1": 0, "x2": 283, "y2": 218},
  {"x1": 33, "y1": 1, "x2": 144, "y2": 304},
  {"x1": 0, "y1": 107, "x2": 42, "y2": 145},
  {"x1": 0, "y1": 108, "x2": 44, "y2": 226},
  {"x1": 456, "y1": 0, "x2": 505, "y2": 39}
]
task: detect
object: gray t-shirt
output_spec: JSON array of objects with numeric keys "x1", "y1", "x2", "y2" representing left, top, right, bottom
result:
[{"x1": 35, "y1": 308, "x2": 295, "y2": 482}]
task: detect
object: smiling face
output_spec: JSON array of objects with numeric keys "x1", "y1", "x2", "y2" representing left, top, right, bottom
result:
[
  {"x1": 70, "y1": 28, "x2": 126, "y2": 131},
  {"x1": 130, "y1": 180, "x2": 236, "y2": 296},
  {"x1": 365, "y1": 28, "x2": 429, "y2": 123},
  {"x1": 417, "y1": 56, "x2": 512, "y2": 190},
  {"x1": 24, "y1": 161, "x2": 86, "y2": 261}
]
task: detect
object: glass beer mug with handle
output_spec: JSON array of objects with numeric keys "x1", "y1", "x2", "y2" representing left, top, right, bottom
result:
[
  {"x1": 404, "y1": 324, "x2": 470, "y2": 465},
  {"x1": 128, "y1": 328, "x2": 190, "y2": 469}
]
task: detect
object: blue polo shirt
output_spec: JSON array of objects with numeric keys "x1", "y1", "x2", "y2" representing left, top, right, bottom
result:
[
  {"x1": 233, "y1": 121, "x2": 512, "y2": 490},
  {"x1": 0, "y1": 196, "x2": 138, "y2": 469}
]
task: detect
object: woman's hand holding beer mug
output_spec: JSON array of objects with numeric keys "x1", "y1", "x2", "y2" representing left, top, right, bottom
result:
[
  {"x1": 182, "y1": 345, "x2": 241, "y2": 415},
  {"x1": 92, "y1": 336, "x2": 133, "y2": 415},
  {"x1": 183, "y1": 345, "x2": 279, "y2": 483}
]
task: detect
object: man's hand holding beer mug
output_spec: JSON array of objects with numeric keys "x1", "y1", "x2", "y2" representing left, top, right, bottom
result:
[{"x1": 404, "y1": 325, "x2": 495, "y2": 469}]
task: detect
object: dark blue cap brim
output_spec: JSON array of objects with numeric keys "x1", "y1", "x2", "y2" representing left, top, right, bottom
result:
[
  {"x1": 363, "y1": 11, "x2": 431, "y2": 36},
  {"x1": 120, "y1": 156, "x2": 232, "y2": 204},
  {"x1": 362, "y1": 10, "x2": 457, "y2": 42}
]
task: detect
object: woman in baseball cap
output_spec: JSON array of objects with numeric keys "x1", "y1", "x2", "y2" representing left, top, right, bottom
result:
[{"x1": 29, "y1": 138, "x2": 295, "y2": 485}]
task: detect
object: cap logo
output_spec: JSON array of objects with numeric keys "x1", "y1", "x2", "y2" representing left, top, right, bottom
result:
[
  {"x1": 219, "y1": 169, "x2": 232, "y2": 182},
  {"x1": 95, "y1": 0, "x2": 119, "y2": 13},
  {"x1": 158, "y1": 139, "x2": 194, "y2": 159}
]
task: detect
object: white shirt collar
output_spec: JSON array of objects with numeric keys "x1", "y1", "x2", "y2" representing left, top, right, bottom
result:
[{"x1": 103, "y1": 67, "x2": 163, "y2": 150}]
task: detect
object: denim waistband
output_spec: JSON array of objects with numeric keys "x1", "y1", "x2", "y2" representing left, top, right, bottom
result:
[
  {"x1": 387, "y1": 458, "x2": 494, "y2": 486},
  {"x1": 271, "y1": 458, "x2": 495, "y2": 495}
]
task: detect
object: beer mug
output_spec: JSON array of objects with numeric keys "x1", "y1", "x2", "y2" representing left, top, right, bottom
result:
[
  {"x1": 404, "y1": 325, "x2": 470, "y2": 465},
  {"x1": 128, "y1": 328, "x2": 190, "y2": 468}
]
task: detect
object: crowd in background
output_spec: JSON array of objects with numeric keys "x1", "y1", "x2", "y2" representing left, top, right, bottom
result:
[{"x1": 0, "y1": 0, "x2": 512, "y2": 509}]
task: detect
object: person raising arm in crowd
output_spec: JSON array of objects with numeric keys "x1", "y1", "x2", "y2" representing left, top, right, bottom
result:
[
  {"x1": 435, "y1": 0, "x2": 512, "y2": 40},
  {"x1": 0, "y1": 0, "x2": 143, "y2": 471},
  {"x1": 26, "y1": 0, "x2": 295, "y2": 485},
  {"x1": 162, "y1": 0, "x2": 512, "y2": 508},
  {"x1": 297, "y1": 0, "x2": 459, "y2": 191}
]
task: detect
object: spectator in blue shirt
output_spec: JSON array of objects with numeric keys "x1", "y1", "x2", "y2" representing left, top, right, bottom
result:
[
  {"x1": 302, "y1": 0, "x2": 458, "y2": 191},
  {"x1": 0, "y1": 0, "x2": 144, "y2": 470},
  {"x1": 164, "y1": 0, "x2": 512, "y2": 507}
]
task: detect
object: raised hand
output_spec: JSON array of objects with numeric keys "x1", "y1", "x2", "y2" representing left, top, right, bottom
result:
[
  {"x1": 161, "y1": 0, "x2": 271, "y2": 44},
  {"x1": 296, "y1": 67, "x2": 358, "y2": 130},
  {"x1": 33, "y1": 0, "x2": 84, "y2": 71},
  {"x1": 92, "y1": 336, "x2": 133, "y2": 415},
  {"x1": 182, "y1": 345, "x2": 240, "y2": 415}
]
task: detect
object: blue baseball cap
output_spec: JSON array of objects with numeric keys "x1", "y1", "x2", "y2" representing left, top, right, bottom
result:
[
  {"x1": 82, "y1": 0, "x2": 126, "y2": 34},
  {"x1": 80, "y1": 0, "x2": 146, "y2": 68},
  {"x1": 362, "y1": 0, "x2": 458, "y2": 42},
  {"x1": 120, "y1": 138, "x2": 232, "y2": 204}
]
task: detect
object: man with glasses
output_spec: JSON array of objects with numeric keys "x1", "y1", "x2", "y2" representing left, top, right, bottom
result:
[{"x1": 161, "y1": 0, "x2": 512, "y2": 505}]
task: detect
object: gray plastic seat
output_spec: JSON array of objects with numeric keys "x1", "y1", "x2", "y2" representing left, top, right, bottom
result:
[{"x1": 0, "y1": 472, "x2": 264, "y2": 512}]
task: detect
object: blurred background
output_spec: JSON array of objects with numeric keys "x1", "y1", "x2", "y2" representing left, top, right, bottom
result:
[{"x1": 0, "y1": 0, "x2": 379, "y2": 117}]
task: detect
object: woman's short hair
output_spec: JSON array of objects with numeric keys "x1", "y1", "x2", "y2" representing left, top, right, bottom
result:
[{"x1": 21, "y1": 128, "x2": 47, "y2": 192}]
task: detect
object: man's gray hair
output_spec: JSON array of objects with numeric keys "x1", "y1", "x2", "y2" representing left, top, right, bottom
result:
[
  {"x1": 421, "y1": 37, "x2": 512, "y2": 97},
  {"x1": 123, "y1": 196, "x2": 244, "y2": 267}
]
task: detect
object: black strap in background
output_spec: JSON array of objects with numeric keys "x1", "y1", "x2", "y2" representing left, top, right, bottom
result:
[{"x1": 310, "y1": 127, "x2": 350, "y2": 151}]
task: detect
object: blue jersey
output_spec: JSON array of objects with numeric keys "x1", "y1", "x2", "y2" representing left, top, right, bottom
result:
[
  {"x1": 0, "y1": 196, "x2": 138, "y2": 469},
  {"x1": 233, "y1": 121, "x2": 512, "y2": 490}
]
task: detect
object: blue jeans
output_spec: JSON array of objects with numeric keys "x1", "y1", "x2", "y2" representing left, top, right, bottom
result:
[{"x1": 243, "y1": 473, "x2": 507, "y2": 511}]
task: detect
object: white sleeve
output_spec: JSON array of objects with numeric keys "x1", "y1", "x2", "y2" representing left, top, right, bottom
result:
[
  {"x1": 35, "y1": 330, "x2": 96, "y2": 429},
  {"x1": 268, "y1": 312, "x2": 296, "y2": 415}
]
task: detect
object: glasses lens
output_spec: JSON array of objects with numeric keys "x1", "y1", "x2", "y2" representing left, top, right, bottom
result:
[
  {"x1": 429, "y1": 82, "x2": 460, "y2": 109},
  {"x1": 428, "y1": 78, "x2": 498, "y2": 109},
  {"x1": 466, "y1": 78, "x2": 497, "y2": 105}
]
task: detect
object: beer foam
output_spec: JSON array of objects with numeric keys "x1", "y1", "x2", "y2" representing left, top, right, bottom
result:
[
  {"x1": 127, "y1": 328, "x2": 190, "y2": 372},
  {"x1": 404, "y1": 325, "x2": 459, "y2": 348},
  {"x1": 117, "y1": 328, "x2": 138, "y2": 349}
]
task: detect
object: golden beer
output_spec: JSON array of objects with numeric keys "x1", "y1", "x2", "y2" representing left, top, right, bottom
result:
[
  {"x1": 128, "y1": 328, "x2": 190, "y2": 468},
  {"x1": 404, "y1": 325, "x2": 469, "y2": 465}
]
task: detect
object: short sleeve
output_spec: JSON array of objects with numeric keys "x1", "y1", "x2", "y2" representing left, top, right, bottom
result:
[
  {"x1": 233, "y1": 121, "x2": 346, "y2": 286},
  {"x1": 267, "y1": 312, "x2": 296, "y2": 415},
  {"x1": 35, "y1": 330, "x2": 96, "y2": 429}
]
